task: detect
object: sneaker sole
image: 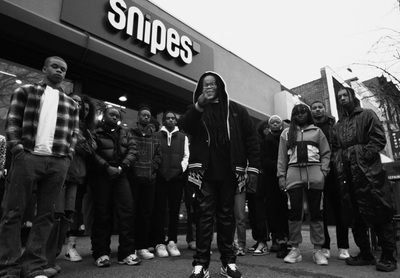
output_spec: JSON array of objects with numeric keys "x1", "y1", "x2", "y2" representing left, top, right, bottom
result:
[
  {"x1": 284, "y1": 255, "x2": 302, "y2": 263},
  {"x1": 220, "y1": 269, "x2": 241, "y2": 278},
  {"x1": 376, "y1": 264, "x2": 397, "y2": 272},
  {"x1": 118, "y1": 260, "x2": 141, "y2": 266}
]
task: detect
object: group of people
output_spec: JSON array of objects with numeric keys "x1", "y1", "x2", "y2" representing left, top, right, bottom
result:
[{"x1": 0, "y1": 56, "x2": 397, "y2": 278}]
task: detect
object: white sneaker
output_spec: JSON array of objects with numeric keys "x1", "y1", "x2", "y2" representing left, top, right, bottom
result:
[
  {"x1": 321, "y1": 248, "x2": 330, "y2": 259},
  {"x1": 190, "y1": 265, "x2": 210, "y2": 278},
  {"x1": 338, "y1": 248, "x2": 350, "y2": 260},
  {"x1": 253, "y1": 242, "x2": 269, "y2": 256},
  {"x1": 313, "y1": 249, "x2": 328, "y2": 265},
  {"x1": 284, "y1": 247, "x2": 302, "y2": 263},
  {"x1": 64, "y1": 245, "x2": 83, "y2": 262},
  {"x1": 137, "y1": 249, "x2": 154, "y2": 260},
  {"x1": 155, "y1": 244, "x2": 169, "y2": 257},
  {"x1": 167, "y1": 241, "x2": 181, "y2": 257}
]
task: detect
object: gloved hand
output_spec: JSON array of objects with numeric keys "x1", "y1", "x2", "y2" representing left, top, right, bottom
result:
[
  {"x1": 279, "y1": 176, "x2": 286, "y2": 191},
  {"x1": 246, "y1": 173, "x2": 258, "y2": 194}
]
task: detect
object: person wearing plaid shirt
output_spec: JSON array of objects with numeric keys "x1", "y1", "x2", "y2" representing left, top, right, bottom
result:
[{"x1": 0, "y1": 56, "x2": 79, "y2": 278}]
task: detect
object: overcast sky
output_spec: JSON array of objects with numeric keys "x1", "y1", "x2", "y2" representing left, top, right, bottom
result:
[{"x1": 149, "y1": 0, "x2": 400, "y2": 88}]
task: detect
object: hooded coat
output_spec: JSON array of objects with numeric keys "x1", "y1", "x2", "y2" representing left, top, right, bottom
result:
[
  {"x1": 179, "y1": 71, "x2": 259, "y2": 190},
  {"x1": 332, "y1": 91, "x2": 394, "y2": 227}
]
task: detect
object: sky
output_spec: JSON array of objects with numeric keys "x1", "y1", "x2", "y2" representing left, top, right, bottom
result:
[{"x1": 149, "y1": 0, "x2": 400, "y2": 88}]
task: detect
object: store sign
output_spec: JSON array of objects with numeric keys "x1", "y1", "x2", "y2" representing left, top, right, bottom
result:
[
  {"x1": 108, "y1": 0, "x2": 198, "y2": 64},
  {"x1": 60, "y1": 0, "x2": 213, "y2": 80}
]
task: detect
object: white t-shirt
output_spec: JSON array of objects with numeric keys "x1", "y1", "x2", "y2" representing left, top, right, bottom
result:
[{"x1": 33, "y1": 86, "x2": 59, "y2": 155}]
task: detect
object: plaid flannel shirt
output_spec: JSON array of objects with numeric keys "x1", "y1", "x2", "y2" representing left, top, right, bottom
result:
[{"x1": 5, "y1": 82, "x2": 79, "y2": 157}]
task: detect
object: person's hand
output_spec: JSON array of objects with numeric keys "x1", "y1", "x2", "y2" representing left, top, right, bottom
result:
[
  {"x1": 197, "y1": 91, "x2": 214, "y2": 108},
  {"x1": 107, "y1": 166, "x2": 120, "y2": 178},
  {"x1": 247, "y1": 173, "x2": 258, "y2": 194},
  {"x1": 279, "y1": 177, "x2": 286, "y2": 191}
]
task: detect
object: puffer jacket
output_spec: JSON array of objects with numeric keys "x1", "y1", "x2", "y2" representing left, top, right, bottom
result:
[
  {"x1": 332, "y1": 106, "x2": 394, "y2": 226},
  {"x1": 92, "y1": 125, "x2": 137, "y2": 171}
]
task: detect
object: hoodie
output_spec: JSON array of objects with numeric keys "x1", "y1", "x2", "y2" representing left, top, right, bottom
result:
[{"x1": 179, "y1": 71, "x2": 260, "y2": 190}]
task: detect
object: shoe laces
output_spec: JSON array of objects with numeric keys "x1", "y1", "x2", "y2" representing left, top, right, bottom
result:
[
  {"x1": 193, "y1": 265, "x2": 203, "y2": 274},
  {"x1": 127, "y1": 254, "x2": 137, "y2": 260}
]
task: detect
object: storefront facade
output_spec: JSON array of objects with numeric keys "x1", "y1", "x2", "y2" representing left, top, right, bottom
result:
[{"x1": 0, "y1": 0, "x2": 282, "y2": 131}]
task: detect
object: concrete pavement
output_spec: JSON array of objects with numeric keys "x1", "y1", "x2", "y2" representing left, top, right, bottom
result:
[{"x1": 53, "y1": 226, "x2": 399, "y2": 278}]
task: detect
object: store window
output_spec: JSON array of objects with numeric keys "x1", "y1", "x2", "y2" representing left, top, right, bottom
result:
[{"x1": 0, "y1": 59, "x2": 74, "y2": 135}]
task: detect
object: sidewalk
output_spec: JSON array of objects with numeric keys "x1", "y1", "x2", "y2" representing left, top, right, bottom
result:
[{"x1": 53, "y1": 225, "x2": 399, "y2": 278}]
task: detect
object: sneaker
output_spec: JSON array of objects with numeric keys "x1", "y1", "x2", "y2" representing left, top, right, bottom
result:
[
  {"x1": 155, "y1": 244, "x2": 169, "y2": 258},
  {"x1": 313, "y1": 249, "x2": 328, "y2": 265},
  {"x1": 345, "y1": 253, "x2": 376, "y2": 266},
  {"x1": 138, "y1": 249, "x2": 155, "y2": 260},
  {"x1": 235, "y1": 247, "x2": 246, "y2": 256},
  {"x1": 321, "y1": 248, "x2": 330, "y2": 259},
  {"x1": 376, "y1": 253, "x2": 397, "y2": 272},
  {"x1": 43, "y1": 267, "x2": 57, "y2": 278},
  {"x1": 276, "y1": 244, "x2": 289, "y2": 259},
  {"x1": 167, "y1": 241, "x2": 181, "y2": 257},
  {"x1": 253, "y1": 242, "x2": 269, "y2": 256},
  {"x1": 338, "y1": 248, "x2": 350, "y2": 260},
  {"x1": 118, "y1": 253, "x2": 141, "y2": 265},
  {"x1": 220, "y1": 263, "x2": 242, "y2": 278},
  {"x1": 247, "y1": 242, "x2": 258, "y2": 253},
  {"x1": 190, "y1": 265, "x2": 210, "y2": 278},
  {"x1": 53, "y1": 264, "x2": 61, "y2": 273},
  {"x1": 188, "y1": 241, "x2": 197, "y2": 250},
  {"x1": 65, "y1": 245, "x2": 83, "y2": 262},
  {"x1": 284, "y1": 247, "x2": 302, "y2": 263},
  {"x1": 95, "y1": 255, "x2": 111, "y2": 268}
]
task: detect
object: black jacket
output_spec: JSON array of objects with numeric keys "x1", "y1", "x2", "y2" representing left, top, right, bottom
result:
[{"x1": 179, "y1": 71, "x2": 259, "y2": 189}]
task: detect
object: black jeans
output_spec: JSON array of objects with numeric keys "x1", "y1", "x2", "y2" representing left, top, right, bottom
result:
[
  {"x1": 193, "y1": 179, "x2": 236, "y2": 269},
  {"x1": 149, "y1": 177, "x2": 184, "y2": 246},
  {"x1": 91, "y1": 172, "x2": 136, "y2": 261},
  {"x1": 247, "y1": 173, "x2": 268, "y2": 242}
]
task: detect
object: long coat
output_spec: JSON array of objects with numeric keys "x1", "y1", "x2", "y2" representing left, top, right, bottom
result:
[{"x1": 332, "y1": 106, "x2": 394, "y2": 226}]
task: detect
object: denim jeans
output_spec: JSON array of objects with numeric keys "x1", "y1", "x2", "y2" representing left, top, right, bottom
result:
[
  {"x1": 234, "y1": 191, "x2": 247, "y2": 249},
  {"x1": 0, "y1": 151, "x2": 70, "y2": 278}
]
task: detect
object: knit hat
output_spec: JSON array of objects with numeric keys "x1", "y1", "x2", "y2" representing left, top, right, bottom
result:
[{"x1": 268, "y1": 115, "x2": 282, "y2": 125}]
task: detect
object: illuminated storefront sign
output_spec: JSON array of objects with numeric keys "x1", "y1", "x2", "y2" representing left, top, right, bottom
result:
[
  {"x1": 108, "y1": 0, "x2": 198, "y2": 64},
  {"x1": 60, "y1": 0, "x2": 213, "y2": 79}
]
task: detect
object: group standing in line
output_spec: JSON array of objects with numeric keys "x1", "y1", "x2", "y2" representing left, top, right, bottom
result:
[{"x1": 0, "y1": 56, "x2": 397, "y2": 278}]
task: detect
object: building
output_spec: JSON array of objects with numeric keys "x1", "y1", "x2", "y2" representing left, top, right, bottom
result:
[{"x1": 0, "y1": 0, "x2": 296, "y2": 133}]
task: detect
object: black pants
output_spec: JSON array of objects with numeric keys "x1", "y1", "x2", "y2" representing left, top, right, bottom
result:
[
  {"x1": 91, "y1": 173, "x2": 136, "y2": 261},
  {"x1": 322, "y1": 175, "x2": 349, "y2": 249},
  {"x1": 265, "y1": 174, "x2": 289, "y2": 243},
  {"x1": 193, "y1": 180, "x2": 236, "y2": 268},
  {"x1": 149, "y1": 177, "x2": 184, "y2": 246},
  {"x1": 247, "y1": 173, "x2": 268, "y2": 242}
]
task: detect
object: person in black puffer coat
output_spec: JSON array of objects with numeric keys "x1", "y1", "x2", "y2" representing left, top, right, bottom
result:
[{"x1": 90, "y1": 106, "x2": 139, "y2": 267}]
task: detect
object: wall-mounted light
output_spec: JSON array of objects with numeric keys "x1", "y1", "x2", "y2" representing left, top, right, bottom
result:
[{"x1": 119, "y1": 95, "x2": 127, "y2": 102}]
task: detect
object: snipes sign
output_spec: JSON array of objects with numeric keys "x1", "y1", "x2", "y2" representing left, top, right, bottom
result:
[{"x1": 60, "y1": 0, "x2": 213, "y2": 79}]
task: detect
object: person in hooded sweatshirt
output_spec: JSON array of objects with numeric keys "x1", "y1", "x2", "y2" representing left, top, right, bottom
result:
[
  {"x1": 261, "y1": 115, "x2": 289, "y2": 259},
  {"x1": 277, "y1": 104, "x2": 331, "y2": 266},
  {"x1": 310, "y1": 100, "x2": 350, "y2": 261},
  {"x1": 149, "y1": 111, "x2": 189, "y2": 258},
  {"x1": 332, "y1": 87, "x2": 397, "y2": 272},
  {"x1": 179, "y1": 72, "x2": 260, "y2": 278}
]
